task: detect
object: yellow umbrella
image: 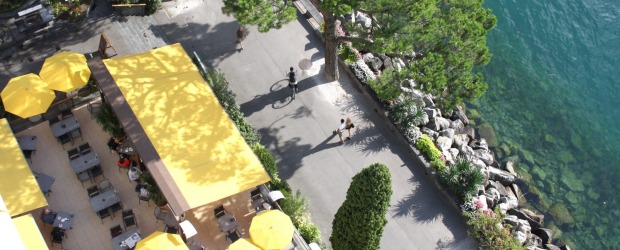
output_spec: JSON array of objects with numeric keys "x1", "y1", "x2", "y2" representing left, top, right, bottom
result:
[
  {"x1": 136, "y1": 231, "x2": 189, "y2": 250},
  {"x1": 39, "y1": 51, "x2": 91, "y2": 92},
  {"x1": 1, "y1": 74, "x2": 55, "y2": 118},
  {"x1": 229, "y1": 238, "x2": 261, "y2": 250},
  {"x1": 249, "y1": 210, "x2": 295, "y2": 250}
]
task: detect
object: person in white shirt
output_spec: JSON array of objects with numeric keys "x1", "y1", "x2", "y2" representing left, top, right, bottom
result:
[
  {"x1": 128, "y1": 166, "x2": 141, "y2": 181},
  {"x1": 336, "y1": 119, "x2": 346, "y2": 144}
]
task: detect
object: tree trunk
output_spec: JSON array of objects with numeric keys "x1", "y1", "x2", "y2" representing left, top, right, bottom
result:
[{"x1": 324, "y1": 13, "x2": 339, "y2": 81}]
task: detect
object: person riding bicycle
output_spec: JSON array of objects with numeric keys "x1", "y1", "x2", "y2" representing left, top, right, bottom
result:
[{"x1": 288, "y1": 67, "x2": 299, "y2": 94}]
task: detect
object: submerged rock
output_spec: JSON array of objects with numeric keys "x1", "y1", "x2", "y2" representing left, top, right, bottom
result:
[
  {"x1": 532, "y1": 228, "x2": 553, "y2": 245},
  {"x1": 509, "y1": 208, "x2": 542, "y2": 230},
  {"x1": 487, "y1": 167, "x2": 517, "y2": 186},
  {"x1": 549, "y1": 203, "x2": 574, "y2": 226},
  {"x1": 477, "y1": 123, "x2": 498, "y2": 147}
]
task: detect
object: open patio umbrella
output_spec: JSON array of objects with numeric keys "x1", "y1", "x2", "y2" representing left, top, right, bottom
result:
[
  {"x1": 136, "y1": 231, "x2": 189, "y2": 250},
  {"x1": 229, "y1": 238, "x2": 261, "y2": 250},
  {"x1": 39, "y1": 51, "x2": 91, "y2": 92},
  {"x1": 1, "y1": 73, "x2": 55, "y2": 118},
  {"x1": 249, "y1": 210, "x2": 295, "y2": 250}
]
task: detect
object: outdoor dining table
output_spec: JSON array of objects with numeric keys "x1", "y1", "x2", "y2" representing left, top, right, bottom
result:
[
  {"x1": 89, "y1": 189, "x2": 121, "y2": 213},
  {"x1": 111, "y1": 227, "x2": 141, "y2": 250},
  {"x1": 16, "y1": 135, "x2": 37, "y2": 150},
  {"x1": 216, "y1": 213, "x2": 239, "y2": 233},
  {"x1": 50, "y1": 116, "x2": 80, "y2": 138},
  {"x1": 117, "y1": 139, "x2": 136, "y2": 155},
  {"x1": 34, "y1": 172, "x2": 55, "y2": 195},
  {"x1": 52, "y1": 211, "x2": 74, "y2": 230},
  {"x1": 69, "y1": 151, "x2": 100, "y2": 174}
]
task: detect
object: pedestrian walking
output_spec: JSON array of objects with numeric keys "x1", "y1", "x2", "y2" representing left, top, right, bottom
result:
[
  {"x1": 345, "y1": 118, "x2": 355, "y2": 140},
  {"x1": 236, "y1": 26, "x2": 247, "y2": 50},
  {"x1": 334, "y1": 119, "x2": 346, "y2": 144}
]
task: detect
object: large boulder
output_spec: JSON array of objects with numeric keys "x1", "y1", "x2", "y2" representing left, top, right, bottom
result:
[
  {"x1": 545, "y1": 244, "x2": 561, "y2": 250},
  {"x1": 522, "y1": 208, "x2": 544, "y2": 225},
  {"x1": 505, "y1": 160, "x2": 516, "y2": 174},
  {"x1": 503, "y1": 215, "x2": 520, "y2": 228},
  {"x1": 450, "y1": 105, "x2": 470, "y2": 126},
  {"x1": 367, "y1": 57, "x2": 383, "y2": 73},
  {"x1": 423, "y1": 107, "x2": 439, "y2": 119},
  {"x1": 514, "y1": 231, "x2": 528, "y2": 245},
  {"x1": 448, "y1": 148, "x2": 459, "y2": 160},
  {"x1": 532, "y1": 228, "x2": 553, "y2": 245},
  {"x1": 423, "y1": 95, "x2": 435, "y2": 108},
  {"x1": 393, "y1": 58, "x2": 405, "y2": 71},
  {"x1": 459, "y1": 144, "x2": 476, "y2": 161},
  {"x1": 383, "y1": 57, "x2": 394, "y2": 71},
  {"x1": 474, "y1": 149, "x2": 494, "y2": 165},
  {"x1": 484, "y1": 187, "x2": 501, "y2": 202},
  {"x1": 487, "y1": 167, "x2": 517, "y2": 185},
  {"x1": 435, "y1": 117, "x2": 451, "y2": 130},
  {"x1": 362, "y1": 52, "x2": 374, "y2": 63},
  {"x1": 449, "y1": 119, "x2": 466, "y2": 134},
  {"x1": 439, "y1": 128, "x2": 455, "y2": 139},
  {"x1": 509, "y1": 209, "x2": 543, "y2": 230},
  {"x1": 488, "y1": 180, "x2": 511, "y2": 197},
  {"x1": 442, "y1": 149, "x2": 455, "y2": 165},
  {"x1": 471, "y1": 138, "x2": 489, "y2": 151},
  {"x1": 453, "y1": 134, "x2": 470, "y2": 149},
  {"x1": 498, "y1": 196, "x2": 519, "y2": 213},
  {"x1": 527, "y1": 233, "x2": 543, "y2": 248},
  {"x1": 436, "y1": 136, "x2": 454, "y2": 151},
  {"x1": 421, "y1": 127, "x2": 438, "y2": 139}
]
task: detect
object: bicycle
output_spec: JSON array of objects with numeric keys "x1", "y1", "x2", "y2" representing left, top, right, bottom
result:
[{"x1": 287, "y1": 67, "x2": 299, "y2": 100}]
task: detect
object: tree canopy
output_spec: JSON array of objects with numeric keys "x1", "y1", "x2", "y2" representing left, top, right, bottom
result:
[
  {"x1": 330, "y1": 163, "x2": 392, "y2": 250},
  {"x1": 222, "y1": 0, "x2": 496, "y2": 109}
]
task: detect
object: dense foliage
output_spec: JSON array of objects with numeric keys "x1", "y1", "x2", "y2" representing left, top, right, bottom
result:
[
  {"x1": 222, "y1": 0, "x2": 495, "y2": 108},
  {"x1": 94, "y1": 102, "x2": 125, "y2": 139},
  {"x1": 440, "y1": 157, "x2": 484, "y2": 202},
  {"x1": 330, "y1": 163, "x2": 392, "y2": 250},
  {"x1": 388, "y1": 97, "x2": 427, "y2": 136},
  {"x1": 465, "y1": 208, "x2": 526, "y2": 250},
  {"x1": 415, "y1": 134, "x2": 445, "y2": 171},
  {"x1": 144, "y1": 0, "x2": 161, "y2": 15},
  {"x1": 251, "y1": 144, "x2": 279, "y2": 181}
]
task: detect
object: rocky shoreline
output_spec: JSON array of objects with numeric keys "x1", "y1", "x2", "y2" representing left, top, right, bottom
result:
[{"x1": 342, "y1": 54, "x2": 574, "y2": 250}]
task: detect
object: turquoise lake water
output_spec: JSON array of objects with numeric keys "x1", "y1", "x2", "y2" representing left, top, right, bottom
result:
[{"x1": 474, "y1": 0, "x2": 620, "y2": 248}]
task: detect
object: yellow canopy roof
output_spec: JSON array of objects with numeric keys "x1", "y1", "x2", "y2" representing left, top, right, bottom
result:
[
  {"x1": 40, "y1": 51, "x2": 91, "y2": 92},
  {"x1": 0, "y1": 195, "x2": 27, "y2": 250},
  {"x1": 13, "y1": 214, "x2": 49, "y2": 250},
  {"x1": 228, "y1": 238, "x2": 261, "y2": 250},
  {"x1": 103, "y1": 44, "x2": 270, "y2": 212},
  {"x1": 0, "y1": 119, "x2": 47, "y2": 216},
  {"x1": 136, "y1": 231, "x2": 188, "y2": 250}
]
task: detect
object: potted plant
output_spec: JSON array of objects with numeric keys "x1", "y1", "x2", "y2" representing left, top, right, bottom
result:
[{"x1": 94, "y1": 102, "x2": 125, "y2": 139}]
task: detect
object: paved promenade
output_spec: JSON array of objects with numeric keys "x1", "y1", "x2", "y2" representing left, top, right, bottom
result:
[{"x1": 0, "y1": 0, "x2": 475, "y2": 249}]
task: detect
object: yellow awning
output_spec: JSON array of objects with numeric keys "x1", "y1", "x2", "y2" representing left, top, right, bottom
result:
[
  {"x1": 0, "y1": 119, "x2": 47, "y2": 216},
  {"x1": 136, "y1": 231, "x2": 188, "y2": 250},
  {"x1": 13, "y1": 214, "x2": 49, "y2": 250},
  {"x1": 103, "y1": 44, "x2": 270, "y2": 212}
]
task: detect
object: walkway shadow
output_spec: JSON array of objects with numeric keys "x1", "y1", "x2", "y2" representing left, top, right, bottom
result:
[
  {"x1": 392, "y1": 176, "x2": 449, "y2": 223},
  {"x1": 240, "y1": 79, "x2": 294, "y2": 116}
]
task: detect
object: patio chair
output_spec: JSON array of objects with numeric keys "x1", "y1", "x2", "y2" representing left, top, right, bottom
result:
[
  {"x1": 122, "y1": 209, "x2": 134, "y2": 218},
  {"x1": 123, "y1": 214, "x2": 138, "y2": 231},
  {"x1": 138, "y1": 193, "x2": 150, "y2": 206},
  {"x1": 110, "y1": 202, "x2": 123, "y2": 217},
  {"x1": 67, "y1": 148, "x2": 80, "y2": 160},
  {"x1": 87, "y1": 185, "x2": 100, "y2": 198},
  {"x1": 87, "y1": 102, "x2": 102, "y2": 118},
  {"x1": 51, "y1": 227, "x2": 66, "y2": 247},
  {"x1": 78, "y1": 143, "x2": 91, "y2": 155},
  {"x1": 250, "y1": 188, "x2": 262, "y2": 201},
  {"x1": 60, "y1": 109, "x2": 73, "y2": 119},
  {"x1": 78, "y1": 171, "x2": 92, "y2": 187},
  {"x1": 154, "y1": 206, "x2": 169, "y2": 223},
  {"x1": 23, "y1": 150, "x2": 34, "y2": 163},
  {"x1": 89, "y1": 165, "x2": 105, "y2": 183},
  {"x1": 48, "y1": 115, "x2": 60, "y2": 125},
  {"x1": 70, "y1": 128, "x2": 83, "y2": 143},
  {"x1": 226, "y1": 229, "x2": 240, "y2": 243},
  {"x1": 110, "y1": 224, "x2": 123, "y2": 238},
  {"x1": 107, "y1": 137, "x2": 119, "y2": 154},
  {"x1": 164, "y1": 225, "x2": 179, "y2": 234},
  {"x1": 98, "y1": 208, "x2": 113, "y2": 223},
  {"x1": 98, "y1": 179, "x2": 113, "y2": 192},
  {"x1": 58, "y1": 134, "x2": 73, "y2": 149},
  {"x1": 214, "y1": 205, "x2": 226, "y2": 218}
]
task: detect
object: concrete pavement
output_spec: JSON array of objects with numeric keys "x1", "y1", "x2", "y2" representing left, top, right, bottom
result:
[{"x1": 0, "y1": 0, "x2": 475, "y2": 248}]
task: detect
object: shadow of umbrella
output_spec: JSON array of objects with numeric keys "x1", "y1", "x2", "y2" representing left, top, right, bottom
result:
[
  {"x1": 1, "y1": 73, "x2": 55, "y2": 118},
  {"x1": 39, "y1": 51, "x2": 91, "y2": 93}
]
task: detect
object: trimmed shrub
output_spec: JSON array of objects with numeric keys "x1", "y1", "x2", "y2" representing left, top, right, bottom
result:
[
  {"x1": 440, "y1": 157, "x2": 484, "y2": 202},
  {"x1": 299, "y1": 223, "x2": 321, "y2": 244},
  {"x1": 465, "y1": 208, "x2": 525, "y2": 250},
  {"x1": 330, "y1": 163, "x2": 392, "y2": 250},
  {"x1": 251, "y1": 143, "x2": 279, "y2": 181},
  {"x1": 415, "y1": 134, "x2": 443, "y2": 168},
  {"x1": 144, "y1": 0, "x2": 161, "y2": 14}
]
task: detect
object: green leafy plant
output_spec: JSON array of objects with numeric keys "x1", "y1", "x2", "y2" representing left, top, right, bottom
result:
[
  {"x1": 368, "y1": 69, "x2": 402, "y2": 102},
  {"x1": 415, "y1": 134, "x2": 444, "y2": 170},
  {"x1": 465, "y1": 208, "x2": 525, "y2": 250},
  {"x1": 440, "y1": 157, "x2": 484, "y2": 202},
  {"x1": 144, "y1": 0, "x2": 161, "y2": 15},
  {"x1": 251, "y1": 143, "x2": 279, "y2": 182},
  {"x1": 280, "y1": 190, "x2": 310, "y2": 227},
  {"x1": 330, "y1": 163, "x2": 392, "y2": 250},
  {"x1": 299, "y1": 223, "x2": 321, "y2": 244},
  {"x1": 339, "y1": 44, "x2": 361, "y2": 63},
  {"x1": 388, "y1": 97, "x2": 427, "y2": 136},
  {"x1": 94, "y1": 103, "x2": 125, "y2": 139}
]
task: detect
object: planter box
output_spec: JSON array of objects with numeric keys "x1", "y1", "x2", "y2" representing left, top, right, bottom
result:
[{"x1": 112, "y1": 4, "x2": 146, "y2": 16}]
